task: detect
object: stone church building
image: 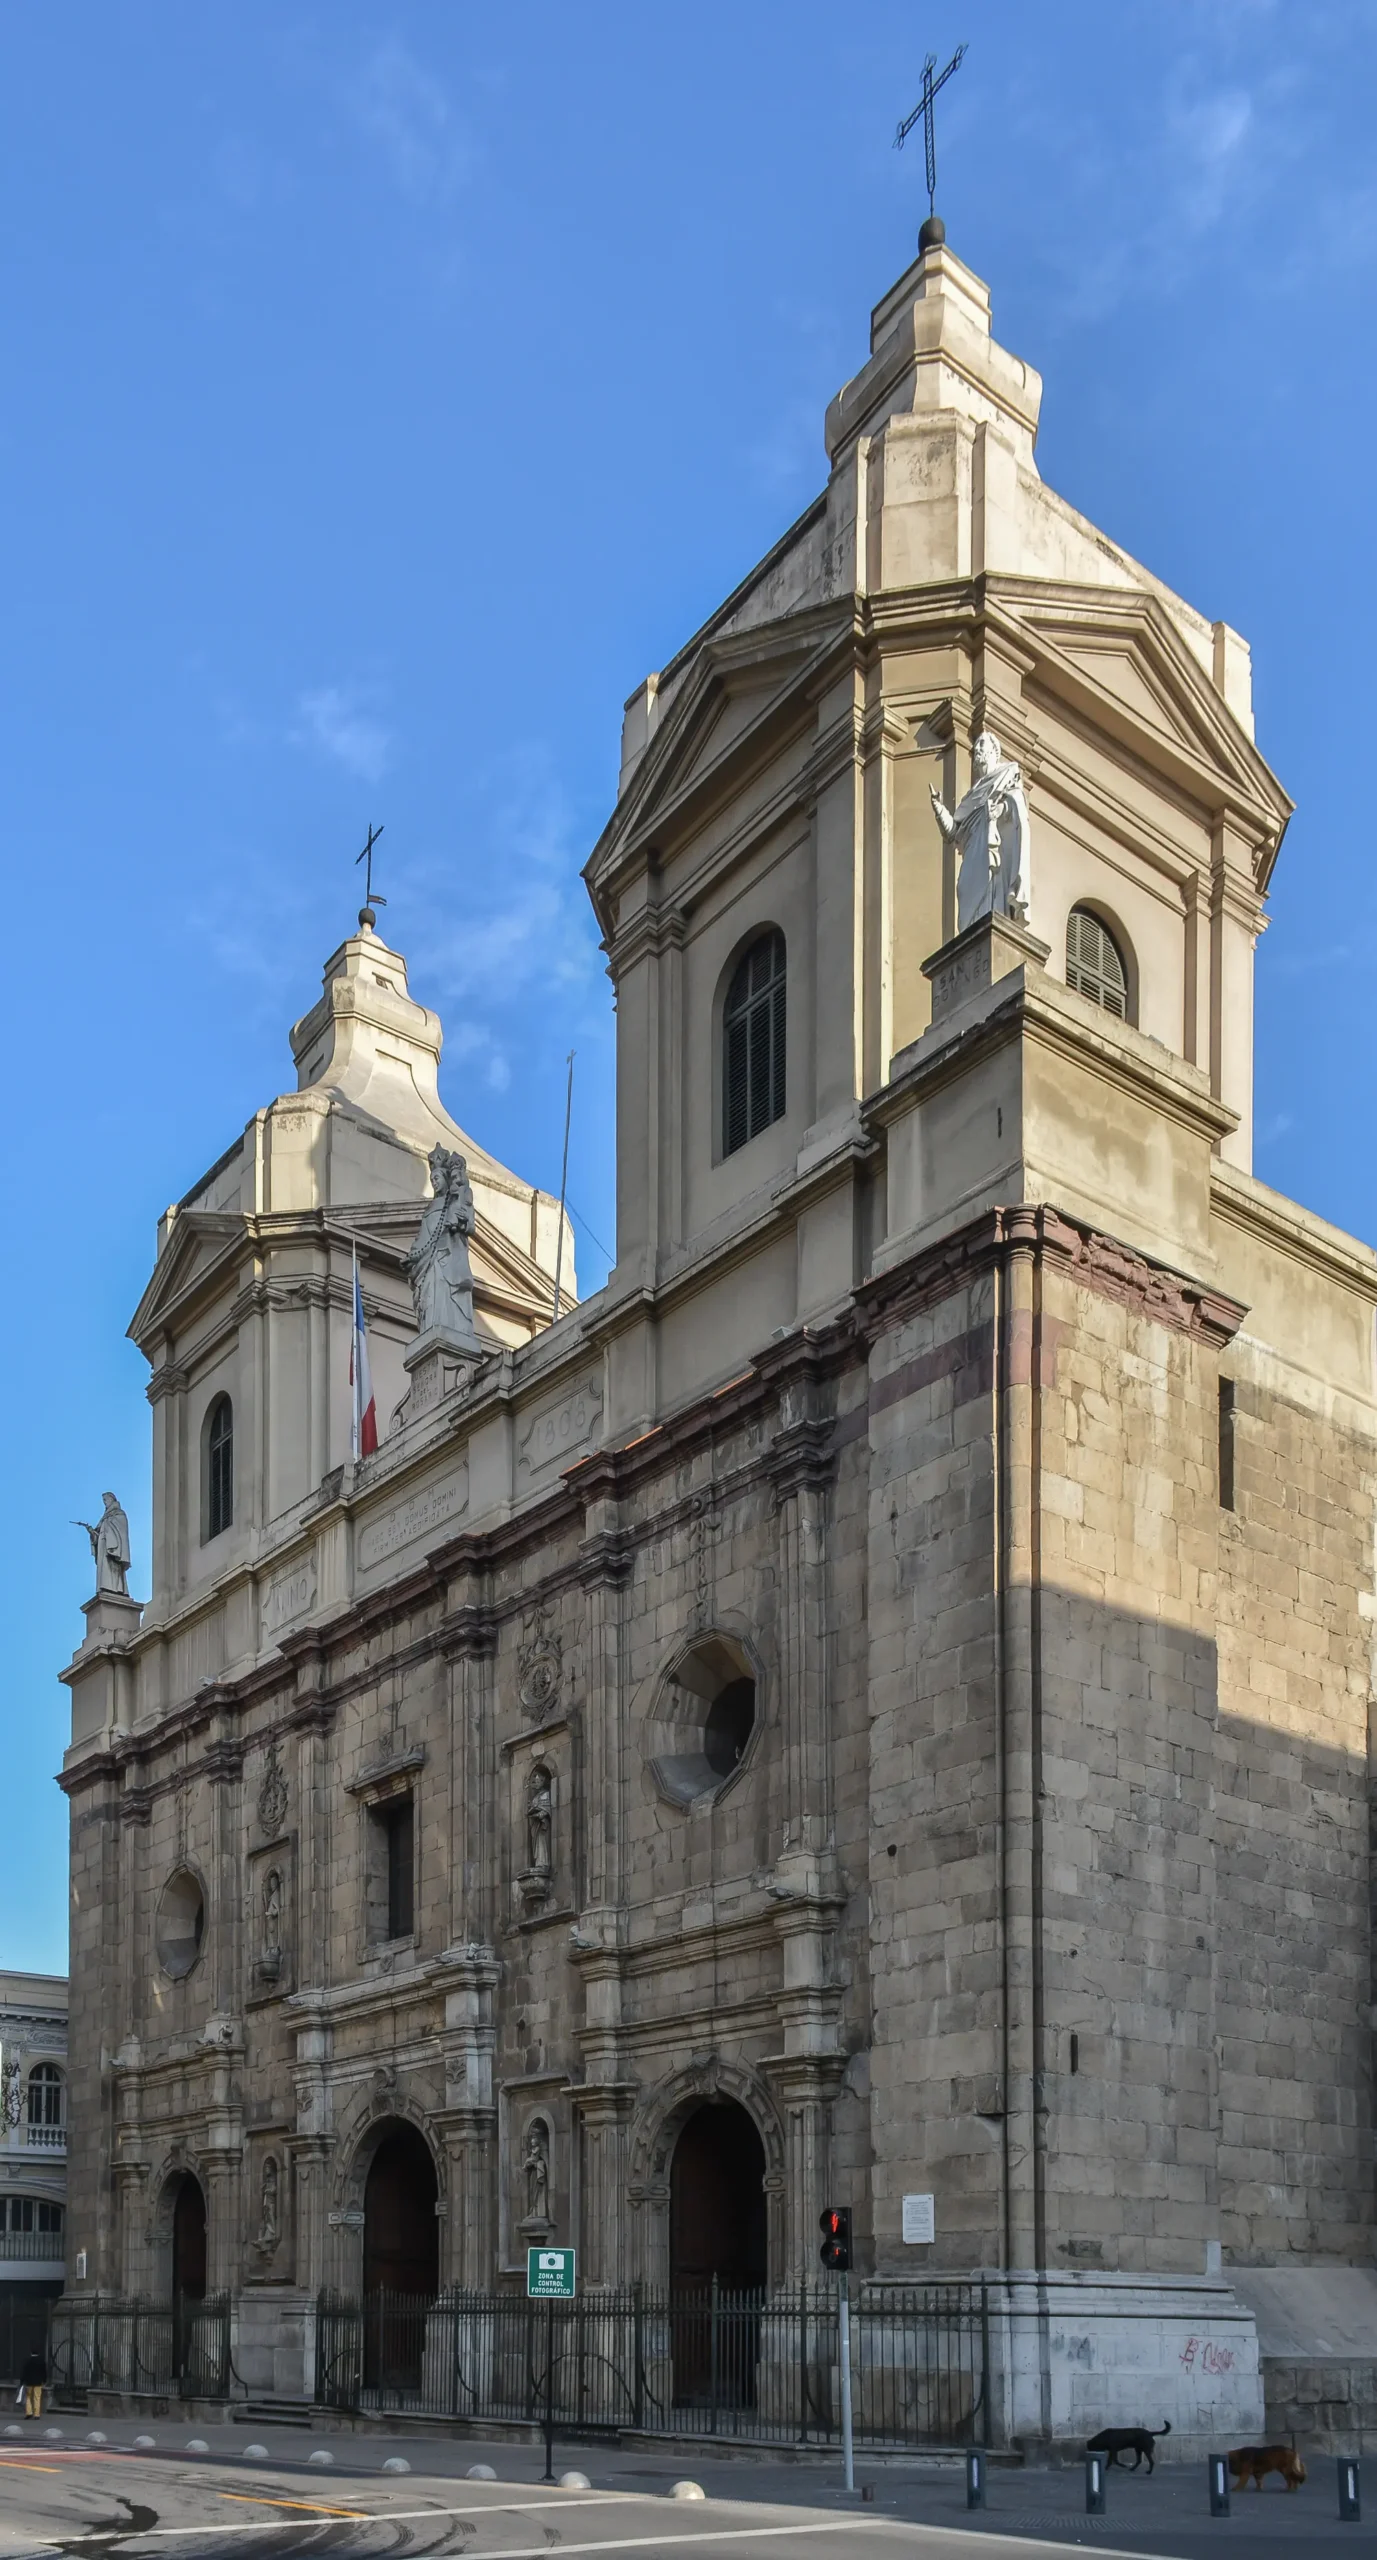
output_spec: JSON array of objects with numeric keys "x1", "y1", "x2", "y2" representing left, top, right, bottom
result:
[{"x1": 60, "y1": 228, "x2": 1377, "y2": 2448}]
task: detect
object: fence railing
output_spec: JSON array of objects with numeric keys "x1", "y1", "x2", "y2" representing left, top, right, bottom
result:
[
  {"x1": 0, "y1": 2229, "x2": 65, "y2": 2261},
  {"x1": 49, "y1": 2294, "x2": 233, "y2": 2403},
  {"x1": 316, "y1": 2281, "x2": 990, "y2": 2449}
]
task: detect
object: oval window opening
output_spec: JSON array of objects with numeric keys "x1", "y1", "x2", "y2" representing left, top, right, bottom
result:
[
  {"x1": 649, "y1": 1636, "x2": 759, "y2": 1806},
  {"x1": 704, "y1": 1677, "x2": 756, "y2": 1778},
  {"x1": 156, "y1": 1870, "x2": 206, "y2": 1980}
]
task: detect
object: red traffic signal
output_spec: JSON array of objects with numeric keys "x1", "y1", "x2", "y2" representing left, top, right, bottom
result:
[{"x1": 819, "y1": 2205, "x2": 852, "y2": 2272}]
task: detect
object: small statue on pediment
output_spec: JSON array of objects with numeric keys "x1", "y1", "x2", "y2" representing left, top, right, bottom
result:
[
  {"x1": 408, "y1": 1147, "x2": 482, "y2": 1347},
  {"x1": 930, "y1": 730, "x2": 1031, "y2": 930},
  {"x1": 75, "y1": 1492, "x2": 131, "y2": 1598}
]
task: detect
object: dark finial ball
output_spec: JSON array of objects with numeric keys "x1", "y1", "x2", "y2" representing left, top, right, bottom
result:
[
  {"x1": 919, "y1": 213, "x2": 946, "y2": 253},
  {"x1": 358, "y1": 905, "x2": 376, "y2": 930}
]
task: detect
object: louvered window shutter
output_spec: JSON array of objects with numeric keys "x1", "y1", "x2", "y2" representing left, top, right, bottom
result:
[{"x1": 1066, "y1": 907, "x2": 1129, "y2": 1018}]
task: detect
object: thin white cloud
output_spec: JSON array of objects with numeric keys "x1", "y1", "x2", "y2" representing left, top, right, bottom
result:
[
  {"x1": 292, "y1": 686, "x2": 391, "y2": 784},
  {"x1": 346, "y1": 38, "x2": 471, "y2": 208}
]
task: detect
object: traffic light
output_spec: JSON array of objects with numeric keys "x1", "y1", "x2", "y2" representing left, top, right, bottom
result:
[{"x1": 819, "y1": 2205, "x2": 852, "y2": 2272}]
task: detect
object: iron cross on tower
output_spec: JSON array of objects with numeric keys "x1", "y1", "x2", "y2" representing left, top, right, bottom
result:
[
  {"x1": 894, "y1": 43, "x2": 967, "y2": 241},
  {"x1": 356, "y1": 820, "x2": 386, "y2": 925}
]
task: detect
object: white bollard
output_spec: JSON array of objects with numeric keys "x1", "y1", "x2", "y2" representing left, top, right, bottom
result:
[{"x1": 671, "y1": 2481, "x2": 706, "y2": 2501}]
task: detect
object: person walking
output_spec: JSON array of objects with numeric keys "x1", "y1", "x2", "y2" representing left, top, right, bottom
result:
[{"x1": 19, "y1": 2348, "x2": 46, "y2": 2420}]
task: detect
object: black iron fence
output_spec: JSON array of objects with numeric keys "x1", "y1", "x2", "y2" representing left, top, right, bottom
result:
[
  {"x1": 49, "y1": 2294, "x2": 233, "y2": 2404},
  {"x1": 316, "y1": 2281, "x2": 990, "y2": 2449}
]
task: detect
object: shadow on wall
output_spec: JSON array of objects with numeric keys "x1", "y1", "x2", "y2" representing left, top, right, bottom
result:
[{"x1": 870, "y1": 1574, "x2": 1372, "y2": 2277}]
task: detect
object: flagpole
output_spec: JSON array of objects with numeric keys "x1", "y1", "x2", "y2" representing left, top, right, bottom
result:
[
  {"x1": 552, "y1": 1051, "x2": 574, "y2": 1325},
  {"x1": 350, "y1": 1240, "x2": 360, "y2": 1463}
]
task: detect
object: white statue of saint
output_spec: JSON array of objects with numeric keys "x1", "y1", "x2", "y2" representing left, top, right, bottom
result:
[
  {"x1": 930, "y1": 730, "x2": 1031, "y2": 931},
  {"x1": 407, "y1": 1146, "x2": 482, "y2": 1347},
  {"x1": 76, "y1": 1491, "x2": 132, "y2": 1598}
]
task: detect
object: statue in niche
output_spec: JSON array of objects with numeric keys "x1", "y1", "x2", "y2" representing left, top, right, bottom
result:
[
  {"x1": 75, "y1": 1492, "x2": 131, "y2": 1598},
  {"x1": 527, "y1": 1768, "x2": 553, "y2": 1878},
  {"x1": 522, "y1": 2119, "x2": 551, "y2": 2228},
  {"x1": 407, "y1": 1147, "x2": 482, "y2": 1347},
  {"x1": 2, "y1": 2061, "x2": 20, "y2": 2129},
  {"x1": 260, "y1": 1868, "x2": 283, "y2": 1981},
  {"x1": 259, "y1": 2155, "x2": 280, "y2": 2251},
  {"x1": 930, "y1": 730, "x2": 1031, "y2": 931}
]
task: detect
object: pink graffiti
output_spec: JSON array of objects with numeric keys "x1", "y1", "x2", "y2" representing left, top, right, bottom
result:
[{"x1": 1179, "y1": 2336, "x2": 1234, "y2": 2374}]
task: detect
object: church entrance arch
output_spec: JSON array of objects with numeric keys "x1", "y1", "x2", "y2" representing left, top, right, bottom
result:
[
  {"x1": 170, "y1": 2172, "x2": 207, "y2": 2303},
  {"x1": 361, "y1": 2121, "x2": 439, "y2": 2395},
  {"x1": 670, "y1": 2101, "x2": 768, "y2": 2292},
  {"x1": 669, "y1": 2102, "x2": 767, "y2": 2407}
]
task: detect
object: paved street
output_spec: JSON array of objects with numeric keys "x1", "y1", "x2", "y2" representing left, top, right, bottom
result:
[{"x1": 0, "y1": 2426, "x2": 1373, "y2": 2560}]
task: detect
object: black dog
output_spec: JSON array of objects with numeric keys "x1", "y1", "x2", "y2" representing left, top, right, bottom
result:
[{"x1": 1086, "y1": 2420, "x2": 1171, "y2": 2473}]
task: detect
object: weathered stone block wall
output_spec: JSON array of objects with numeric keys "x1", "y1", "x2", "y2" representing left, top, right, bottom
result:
[
  {"x1": 1033, "y1": 1270, "x2": 1221, "y2": 2278},
  {"x1": 864, "y1": 1267, "x2": 1003, "y2": 2273},
  {"x1": 1214, "y1": 1358, "x2": 1375, "y2": 2263}
]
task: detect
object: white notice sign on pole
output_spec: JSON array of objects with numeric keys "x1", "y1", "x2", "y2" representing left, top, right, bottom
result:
[{"x1": 902, "y1": 2192, "x2": 936, "y2": 2244}]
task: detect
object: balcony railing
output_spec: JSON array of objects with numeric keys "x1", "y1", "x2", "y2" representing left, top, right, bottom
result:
[
  {"x1": 24, "y1": 2125, "x2": 66, "y2": 2150},
  {"x1": 0, "y1": 2229, "x2": 65, "y2": 2260}
]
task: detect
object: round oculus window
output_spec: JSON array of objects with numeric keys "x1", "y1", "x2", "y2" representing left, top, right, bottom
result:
[
  {"x1": 156, "y1": 1869, "x2": 206, "y2": 1980},
  {"x1": 648, "y1": 1636, "x2": 758, "y2": 1806}
]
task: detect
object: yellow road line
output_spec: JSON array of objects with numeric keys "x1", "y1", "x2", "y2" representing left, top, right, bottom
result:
[{"x1": 216, "y1": 2494, "x2": 367, "y2": 2519}]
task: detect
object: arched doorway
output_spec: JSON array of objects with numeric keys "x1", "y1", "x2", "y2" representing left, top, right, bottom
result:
[
  {"x1": 362, "y1": 2123, "x2": 439, "y2": 2397},
  {"x1": 170, "y1": 2173, "x2": 207, "y2": 2302},
  {"x1": 670, "y1": 2101, "x2": 767, "y2": 2291},
  {"x1": 168, "y1": 2172, "x2": 207, "y2": 2388},
  {"x1": 669, "y1": 2101, "x2": 768, "y2": 2407}
]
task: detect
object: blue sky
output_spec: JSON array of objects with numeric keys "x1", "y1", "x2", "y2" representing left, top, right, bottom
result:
[{"x1": 3, "y1": 1, "x2": 1375, "y2": 1971}]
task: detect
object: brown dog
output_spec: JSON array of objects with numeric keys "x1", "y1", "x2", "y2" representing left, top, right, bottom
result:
[{"x1": 1227, "y1": 2445, "x2": 1307, "y2": 2492}]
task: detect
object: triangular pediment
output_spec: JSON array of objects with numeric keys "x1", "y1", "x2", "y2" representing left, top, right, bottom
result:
[
  {"x1": 586, "y1": 601, "x2": 851, "y2": 904},
  {"x1": 998, "y1": 581, "x2": 1293, "y2": 867},
  {"x1": 127, "y1": 1212, "x2": 246, "y2": 1348}
]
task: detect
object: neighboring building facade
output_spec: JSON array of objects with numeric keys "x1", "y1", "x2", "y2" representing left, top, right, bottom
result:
[
  {"x1": 59, "y1": 234, "x2": 1377, "y2": 2446},
  {"x1": 0, "y1": 1974, "x2": 68, "y2": 2379}
]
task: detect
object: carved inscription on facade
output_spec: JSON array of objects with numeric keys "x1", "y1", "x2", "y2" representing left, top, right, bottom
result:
[
  {"x1": 358, "y1": 1467, "x2": 469, "y2": 1569},
  {"x1": 261, "y1": 1555, "x2": 317, "y2": 1638},
  {"x1": 517, "y1": 1375, "x2": 604, "y2": 1484}
]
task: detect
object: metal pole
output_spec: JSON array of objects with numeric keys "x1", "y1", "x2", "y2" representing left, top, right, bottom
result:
[
  {"x1": 838, "y1": 2281, "x2": 855, "y2": 2495},
  {"x1": 551, "y1": 1051, "x2": 575, "y2": 1323},
  {"x1": 543, "y1": 2297, "x2": 555, "y2": 2482}
]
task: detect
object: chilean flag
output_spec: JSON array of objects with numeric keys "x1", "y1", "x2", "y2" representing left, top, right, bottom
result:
[{"x1": 350, "y1": 1248, "x2": 378, "y2": 1458}]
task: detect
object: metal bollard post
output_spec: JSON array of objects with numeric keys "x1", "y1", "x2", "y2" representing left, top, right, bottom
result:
[
  {"x1": 1207, "y1": 2454, "x2": 1230, "y2": 2516},
  {"x1": 965, "y1": 2450, "x2": 985, "y2": 2510},
  {"x1": 1338, "y1": 2456, "x2": 1361, "y2": 2522},
  {"x1": 1085, "y1": 2451, "x2": 1106, "y2": 2515}
]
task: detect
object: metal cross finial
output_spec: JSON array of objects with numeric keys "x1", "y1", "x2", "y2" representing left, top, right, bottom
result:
[
  {"x1": 895, "y1": 43, "x2": 967, "y2": 221},
  {"x1": 356, "y1": 821, "x2": 387, "y2": 914}
]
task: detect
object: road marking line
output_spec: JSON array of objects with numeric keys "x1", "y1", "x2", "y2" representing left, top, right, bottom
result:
[
  {"x1": 0, "y1": 2520, "x2": 893, "y2": 2553},
  {"x1": 216, "y1": 2495, "x2": 367, "y2": 2519}
]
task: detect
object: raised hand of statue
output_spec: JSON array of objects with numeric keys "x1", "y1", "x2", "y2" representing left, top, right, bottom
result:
[{"x1": 929, "y1": 782, "x2": 955, "y2": 839}]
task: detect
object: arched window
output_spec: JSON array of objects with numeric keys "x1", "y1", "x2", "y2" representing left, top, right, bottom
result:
[
  {"x1": 1066, "y1": 906, "x2": 1130, "y2": 1019},
  {"x1": 204, "y1": 1394, "x2": 233, "y2": 1541},
  {"x1": 723, "y1": 930, "x2": 786, "y2": 1157},
  {"x1": 27, "y1": 2064, "x2": 63, "y2": 2135}
]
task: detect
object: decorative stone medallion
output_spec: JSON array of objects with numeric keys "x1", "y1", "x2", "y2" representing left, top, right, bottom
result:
[{"x1": 257, "y1": 1738, "x2": 289, "y2": 1840}]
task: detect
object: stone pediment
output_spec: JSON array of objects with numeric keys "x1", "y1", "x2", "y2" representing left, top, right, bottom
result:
[
  {"x1": 1003, "y1": 583, "x2": 1294, "y2": 874},
  {"x1": 127, "y1": 1211, "x2": 245, "y2": 1347},
  {"x1": 587, "y1": 604, "x2": 850, "y2": 896}
]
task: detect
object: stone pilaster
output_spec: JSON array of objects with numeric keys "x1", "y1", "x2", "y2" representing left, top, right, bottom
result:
[{"x1": 571, "y1": 2083, "x2": 638, "y2": 2288}]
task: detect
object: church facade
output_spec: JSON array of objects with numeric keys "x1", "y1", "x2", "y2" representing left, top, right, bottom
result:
[{"x1": 60, "y1": 233, "x2": 1377, "y2": 2448}]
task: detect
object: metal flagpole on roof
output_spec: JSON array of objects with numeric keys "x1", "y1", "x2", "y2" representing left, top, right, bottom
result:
[
  {"x1": 350, "y1": 1239, "x2": 361, "y2": 1462},
  {"x1": 552, "y1": 1052, "x2": 575, "y2": 1325}
]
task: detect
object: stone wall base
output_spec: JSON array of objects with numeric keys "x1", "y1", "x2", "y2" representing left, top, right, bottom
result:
[
  {"x1": 1262, "y1": 2358, "x2": 1377, "y2": 2455},
  {"x1": 986, "y1": 2271, "x2": 1263, "y2": 2455}
]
